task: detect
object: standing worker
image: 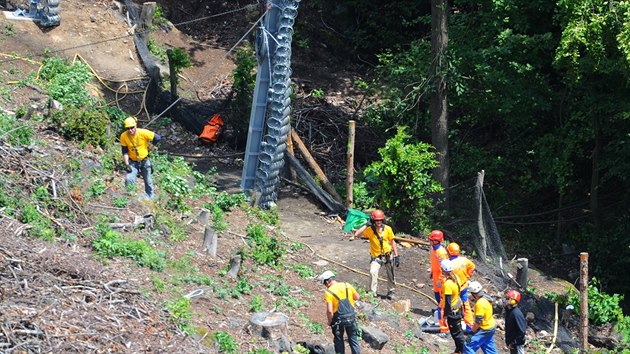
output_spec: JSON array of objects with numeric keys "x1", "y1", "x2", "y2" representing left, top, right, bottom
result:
[
  {"x1": 504, "y1": 290, "x2": 527, "y2": 354},
  {"x1": 447, "y1": 242, "x2": 476, "y2": 332},
  {"x1": 465, "y1": 281, "x2": 498, "y2": 354},
  {"x1": 354, "y1": 209, "x2": 399, "y2": 299},
  {"x1": 318, "y1": 271, "x2": 361, "y2": 354},
  {"x1": 440, "y1": 259, "x2": 466, "y2": 354},
  {"x1": 120, "y1": 116, "x2": 161, "y2": 199},
  {"x1": 428, "y1": 229, "x2": 449, "y2": 333}
]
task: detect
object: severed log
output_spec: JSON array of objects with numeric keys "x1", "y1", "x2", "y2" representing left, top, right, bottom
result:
[
  {"x1": 138, "y1": 2, "x2": 156, "y2": 45},
  {"x1": 290, "y1": 130, "x2": 343, "y2": 203},
  {"x1": 227, "y1": 254, "x2": 241, "y2": 278},
  {"x1": 346, "y1": 120, "x2": 356, "y2": 208},
  {"x1": 109, "y1": 214, "x2": 154, "y2": 230},
  {"x1": 202, "y1": 226, "x2": 218, "y2": 257},
  {"x1": 284, "y1": 151, "x2": 345, "y2": 214},
  {"x1": 356, "y1": 233, "x2": 430, "y2": 246}
]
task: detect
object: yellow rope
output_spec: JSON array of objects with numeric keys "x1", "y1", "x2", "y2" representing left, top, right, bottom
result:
[{"x1": 303, "y1": 242, "x2": 438, "y2": 305}]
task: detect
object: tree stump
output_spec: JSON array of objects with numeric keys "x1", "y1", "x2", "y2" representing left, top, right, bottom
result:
[
  {"x1": 249, "y1": 312, "x2": 290, "y2": 352},
  {"x1": 227, "y1": 255, "x2": 241, "y2": 278},
  {"x1": 202, "y1": 226, "x2": 217, "y2": 257},
  {"x1": 516, "y1": 258, "x2": 528, "y2": 288}
]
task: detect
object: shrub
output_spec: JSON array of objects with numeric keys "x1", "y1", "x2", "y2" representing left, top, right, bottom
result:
[
  {"x1": 213, "y1": 331, "x2": 238, "y2": 354},
  {"x1": 52, "y1": 106, "x2": 110, "y2": 148},
  {"x1": 565, "y1": 278, "x2": 625, "y2": 325},
  {"x1": 166, "y1": 296, "x2": 193, "y2": 333},
  {"x1": 214, "y1": 191, "x2": 247, "y2": 211},
  {"x1": 230, "y1": 45, "x2": 256, "y2": 145},
  {"x1": 40, "y1": 57, "x2": 94, "y2": 106},
  {"x1": 0, "y1": 112, "x2": 34, "y2": 146},
  {"x1": 247, "y1": 223, "x2": 285, "y2": 267},
  {"x1": 363, "y1": 127, "x2": 443, "y2": 233},
  {"x1": 92, "y1": 223, "x2": 166, "y2": 271}
]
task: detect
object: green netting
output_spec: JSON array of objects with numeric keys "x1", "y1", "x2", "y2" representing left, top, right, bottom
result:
[{"x1": 343, "y1": 209, "x2": 369, "y2": 233}]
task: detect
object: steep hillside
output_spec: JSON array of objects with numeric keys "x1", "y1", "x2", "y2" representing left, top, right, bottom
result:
[{"x1": 0, "y1": 0, "x2": 621, "y2": 353}]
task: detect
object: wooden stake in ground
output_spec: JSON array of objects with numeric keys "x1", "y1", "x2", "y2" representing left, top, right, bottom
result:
[
  {"x1": 286, "y1": 128, "x2": 297, "y2": 182},
  {"x1": 580, "y1": 252, "x2": 589, "y2": 351},
  {"x1": 290, "y1": 130, "x2": 343, "y2": 203},
  {"x1": 516, "y1": 258, "x2": 528, "y2": 289},
  {"x1": 346, "y1": 120, "x2": 356, "y2": 208}
]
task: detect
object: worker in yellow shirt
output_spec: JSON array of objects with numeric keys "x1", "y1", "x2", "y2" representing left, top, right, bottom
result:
[
  {"x1": 447, "y1": 242, "x2": 476, "y2": 332},
  {"x1": 319, "y1": 271, "x2": 361, "y2": 354},
  {"x1": 120, "y1": 117, "x2": 161, "y2": 199},
  {"x1": 465, "y1": 281, "x2": 498, "y2": 354},
  {"x1": 440, "y1": 259, "x2": 465, "y2": 354},
  {"x1": 428, "y1": 229, "x2": 449, "y2": 333},
  {"x1": 354, "y1": 209, "x2": 399, "y2": 299}
]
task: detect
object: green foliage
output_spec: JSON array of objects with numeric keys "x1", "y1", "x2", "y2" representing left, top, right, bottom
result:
[
  {"x1": 310, "y1": 88, "x2": 325, "y2": 98},
  {"x1": 3, "y1": 23, "x2": 14, "y2": 36},
  {"x1": 565, "y1": 278, "x2": 625, "y2": 325},
  {"x1": 299, "y1": 314, "x2": 324, "y2": 334},
  {"x1": 245, "y1": 205, "x2": 280, "y2": 226},
  {"x1": 0, "y1": 112, "x2": 34, "y2": 146},
  {"x1": 231, "y1": 277, "x2": 253, "y2": 299},
  {"x1": 289, "y1": 242, "x2": 303, "y2": 251},
  {"x1": 87, "y1": 180, "x2": 106, "y2": 199},
  {"x1": 291, "y1": 264, "x2": 315, "y2": 279},
  {"x1": 152, "y1": 276, "x2": 165, "y2": 292},
  {"x1": 20, "y1": 203, "x2": 55, "y2": 241},
  {"x1": 148, "y1": 38, "x2": 167, "y2": 63},
  {"x1": 92, "y1": 223, "x2": 166, "y2": 271},
  {"x1": 249, "y1": 294, "x2": 264, "y2": 312},
  {"x1": 213, "y1": 331, "x2": 238, "y2": 354},
  {"x1": 277, "y1": 295, "x2": 308, "y2": 310},
  {"x1": 214, "y1": 191, "x2": 247, "y2": 211},
  {"x1": 112, "y1": 195, "x2": 128, "y2": 208},
  {"x1": 393, "y1": 345, "x2": 430, "y2": 354},
  {"x1": 263, "y1": 275, "x2": 290, "y2": 297},
  {"x1": 166, "y1": 296, "x2": 193, "y2": 333},
  {"x1": 246, "y1": 223, "x2": 286, "y2": 267},
  {"x1": 230, "y1": 44, "x2": 256, "y2": 144},
  {"x1": 40, "y1": 57, "x2": 94, "y2": 106},
  {"x1": 168, "y1": 47, "x2": 192, "y2": 76},
  {"x1": 51, "y1": 106, "x2": 111, "y2": 148},
  {"x1": 615, "y1": 315, "x2": 630, "y2": 345},
  {"x1": 247, "y1": 348, "x2": 274, "y2": 354},
  {"x1": 151, "y1": 5, "x2": 168, "y2": 28},
  {"x1": 363, "y1": 127, "x2": 443, "y2": 233}
]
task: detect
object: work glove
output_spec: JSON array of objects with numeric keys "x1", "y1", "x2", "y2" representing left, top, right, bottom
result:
[
  {"x1": 125, "y1": 164, "x2": 132, "y2": 173},
  {"x1": 394, "y1": 256, "x2": 400, "y2": 267}
]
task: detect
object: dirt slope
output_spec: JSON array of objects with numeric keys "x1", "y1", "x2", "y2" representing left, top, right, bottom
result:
[{"x1": 0, "y1": 0, "x2": 592, "y2": 353}]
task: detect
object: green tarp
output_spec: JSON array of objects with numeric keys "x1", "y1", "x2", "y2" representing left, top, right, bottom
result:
[{"x1": 342, "y1": 209, "x2": 370, "y2": 233}]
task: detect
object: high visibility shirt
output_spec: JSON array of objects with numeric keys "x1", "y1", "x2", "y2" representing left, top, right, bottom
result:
[
  {"x1": 363, "y1": 224, "x2": 394, "y2": 258},
  {"x1": 120, "y1": 128, "x2": 155, "y2": 162},
  {"x1": 451, "y1": 255, "x2": 476, "y2": 289},
  {"x1": 324, "y1": 282, "x2": 358, "y2": 314},
  {"x1": 473, "y1": 296, "x2": 496, "y2": 330},
  {"x1": 440, "y1": 275, "x2": 462, "y2": 314},
  {"x1": 430, "y1": 244, "x2": 448, "y2": 292}
]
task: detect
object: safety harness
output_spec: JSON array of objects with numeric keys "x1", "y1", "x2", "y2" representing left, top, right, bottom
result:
[{"x1": 327, "y1": 283, "x2": 356, "y2": 322}]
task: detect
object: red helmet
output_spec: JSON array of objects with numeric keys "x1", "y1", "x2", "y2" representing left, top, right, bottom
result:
[
  {"x1": 446, "y1": 242, "x2": 460, "y2": 256},
  {"x1": 429, "y1": 230, "x2": 444, "y2": 242},
  {"x1": 371, "y1": 209, "x2": 385, "y2": 221},
  {"x1": 506, "y1": 290, "x2": 521, "y2": 305}
]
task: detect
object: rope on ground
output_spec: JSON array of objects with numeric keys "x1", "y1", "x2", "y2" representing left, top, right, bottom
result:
[
  {"x1": 303, "y1": 242, "x2": 438, "y2": 305},
  {"x1": 547, "y1": 302, "x2": 559, "y2": 353}
]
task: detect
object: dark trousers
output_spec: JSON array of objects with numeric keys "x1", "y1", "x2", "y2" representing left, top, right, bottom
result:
[
  {"x1": 447, "y1": 312, "x2": 465, "y2": 353},
  {"x1": 332, "y1": 318, "x2": 361, "y2": 354}
]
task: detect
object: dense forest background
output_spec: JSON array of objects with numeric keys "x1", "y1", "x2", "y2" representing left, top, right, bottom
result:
[{"x1": 292, "y1": 0, "x2": 630, "y2": 308}]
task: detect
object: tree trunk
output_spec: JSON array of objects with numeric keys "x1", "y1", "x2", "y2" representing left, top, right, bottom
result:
[{"x1": 430, "y1": 0, "x2": 450, "y2": 211}]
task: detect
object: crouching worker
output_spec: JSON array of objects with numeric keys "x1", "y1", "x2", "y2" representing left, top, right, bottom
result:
[
  {"x1": 319, "y1": 271, "x2": 361, "y2": 354},
  {"x1": 120, "y1": 116, "x2": 161, "y2": 199}
]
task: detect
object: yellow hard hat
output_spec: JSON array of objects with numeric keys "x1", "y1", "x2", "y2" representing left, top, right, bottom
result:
[{"x1": 124, "y1": 116, "x2": 137, "y2": 128}]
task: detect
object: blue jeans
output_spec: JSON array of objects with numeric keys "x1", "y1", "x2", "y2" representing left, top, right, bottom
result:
[
  {"x1": 331, "y1": 317, "x2": 361, "y2": 354},
  {"x1": 465, "y1": 326, "x2": 498, "y2": 354},
  {"x1": 126, "y1": 159, "x2": 154, "y2": 199}
]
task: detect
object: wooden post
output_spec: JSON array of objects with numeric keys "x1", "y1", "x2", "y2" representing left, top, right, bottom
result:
[
  {"x1": 476, "y1": 170, "x2": 487, "y2": 261},
  {"x1": 516, "y1": 258, "x2": 528, "y2": 288},
  {"x1": 285, "y1": 127, "x2": 297, "y2": 182},
  {"x1": 203, "y1": 226, "x2": 218, "y2": 257},
  {"x1": 579, "y1": 252, "x2": 589, "y2": 351},
  {"x1": 290, "y1": 130, "x2": 343, "y2": 203},
  {"x1": 138, "y1": 2, "x2": 157, "y2": 45},
  {"x1": 166, "y1": 49, "x2": 178, "y2": 99},
  {"x1": 346, "y1": 120, "x2": 356, "y2": 208}
]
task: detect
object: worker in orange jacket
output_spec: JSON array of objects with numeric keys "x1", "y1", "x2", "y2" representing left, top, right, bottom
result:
[
  {"x1": 447, "y1": 242, "x2": 476, "y2": 332},
  {"x1": 428, "y1": 229, "x2": 449, "y2": 333}
]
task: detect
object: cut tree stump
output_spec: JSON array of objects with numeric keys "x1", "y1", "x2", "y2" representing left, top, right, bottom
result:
[
  {"x1": 227, "y1": 254, "x2": 241, "y2": 278},
  {"x1": 202, "y1": 226, "x2": 217, "y2": 257}
]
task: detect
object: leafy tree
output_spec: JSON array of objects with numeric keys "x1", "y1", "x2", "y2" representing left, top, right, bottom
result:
[{"x1": 363, "y1": 127, "x2": 443, "y2": 233}]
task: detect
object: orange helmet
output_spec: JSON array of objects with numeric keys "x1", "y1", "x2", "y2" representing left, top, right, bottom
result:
[
  {"x1": 506, "y1": 290, "x2": 521, "y2": 305},
  {"x1": 429, "y1": 230, "x2": 444, "y2": 242},
  {"x1": 446, "y1": 242, "x2": 460, "y2": 256},
  {"x1": 371, "y1": 209, "x2": 385, "y2": 221}
]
